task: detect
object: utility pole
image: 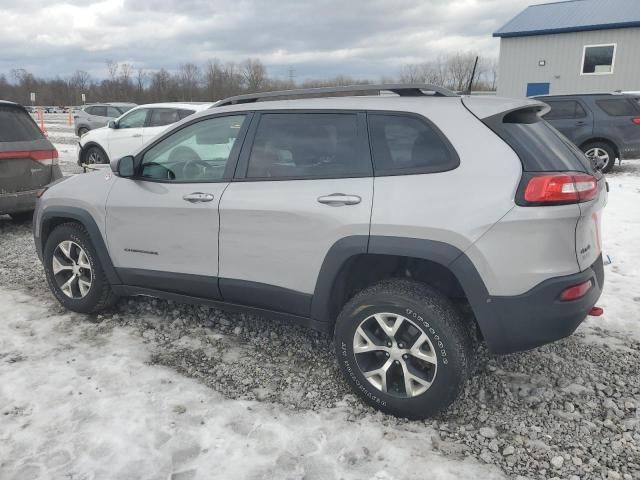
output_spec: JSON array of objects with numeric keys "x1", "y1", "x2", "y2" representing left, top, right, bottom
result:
[{"x1": 288, "y1": 66, "x2": 295, "y2": 86}]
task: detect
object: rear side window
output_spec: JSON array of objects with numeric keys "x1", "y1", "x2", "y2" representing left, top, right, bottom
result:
[
  {"x1": 92, "y1": 106, "x2": 108, "y2": 117},
  {"x1": 595, "y1": 98, "x2": 639, "y2": 116},
  {"x1": 246, "y1": 113, "x2": 368, "y2": 179},
  {"x1": 178, "y1": 109, "x2": 196, "y2": 120},
  {"x1": 483, "y1": 108, "x2": 593, "y2": 173},
  {"x1": 0, "y1": 106, "x2": 44, "y2": 142},
  {"x1": 368, "y1": 114, "x2": 458, "y2": 175},
  {"x1": 148, "y1": 109, "x2": 181, "y2": 127},
  {"x1": 543, "y1": 100, "x2": 586, "y2": 120}
]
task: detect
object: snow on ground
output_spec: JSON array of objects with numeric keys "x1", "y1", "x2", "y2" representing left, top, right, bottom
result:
[
  {"x1": 0, "y1": 288, "x2": 504, "y2": 480},
  {"x1": 583, "y1": 161, "x2": 640, "y2": 341}
]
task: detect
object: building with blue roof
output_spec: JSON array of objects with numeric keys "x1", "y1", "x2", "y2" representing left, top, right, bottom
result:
[{"x1": 494, "y1": 0, "x2": 640, "y2": 97}]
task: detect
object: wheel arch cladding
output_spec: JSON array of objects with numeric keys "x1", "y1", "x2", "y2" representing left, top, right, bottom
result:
[
  {"x1": 38, "y1": 207, "x2": 121, "y2": 285},
  {"x1": 312, "y1": 235, "x2": 495, "y2": 340}
]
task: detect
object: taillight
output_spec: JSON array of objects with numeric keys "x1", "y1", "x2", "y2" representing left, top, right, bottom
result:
[
  {"x1": 522, "y1": 173, "x2": 598, "y2": 205},
  {"x1": 0, "y1": 149, "x2": 58, "y2": 165},
  {"x1": 560, "y1": 280, "x2": 592, "y2": 301},
  {"x1": 632, "y1": 118, "x2": 640, "y2": 125}
]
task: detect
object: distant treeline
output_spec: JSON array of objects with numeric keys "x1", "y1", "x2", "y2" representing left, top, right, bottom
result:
[{"x1": 0, "y1": 52, "x2": 496, "y2": 106}]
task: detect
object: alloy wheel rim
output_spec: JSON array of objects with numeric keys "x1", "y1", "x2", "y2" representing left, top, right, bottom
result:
[
  {"x1": 87, "y1": 150, "x2": 102, "y2": 164},
  {"x1": 585, "y1": 147, "x2": 609, "y2": 169},
  {"x1": 353, "y1": 312, "x2": 437, "y2": 398},
  {"x1": 52, "y1": 240, "x2": 93, "y2": 299}
]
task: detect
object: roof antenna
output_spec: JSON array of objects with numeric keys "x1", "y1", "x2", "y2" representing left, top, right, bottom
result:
[{"x1": 466, "y1": 56, "x2": 479, "y2": 96}]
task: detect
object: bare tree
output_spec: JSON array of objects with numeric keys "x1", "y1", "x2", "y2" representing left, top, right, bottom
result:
[
  {"x1": 446, "y1": 51, "x2": 480, "y2": 92},
  {"x1": 242, "y1": 58, "x2": 267, "y2": 92},
  {"x1": 178, "y1": 63, "x2": 201, "y2": 101},
  {"x1": 135, "y1": 68, "x2": 147, "y2": 102}
]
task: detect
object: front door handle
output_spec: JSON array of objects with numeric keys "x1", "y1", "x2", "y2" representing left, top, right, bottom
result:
[
  {"x1": 183, "y1": 192, "x2": 214, "y2": 203},
  {"x1": 575, "y1": 121, "x2": 587, "y2": 126},
  {"x1": 317, "y1": 193, "x2": 362, "y2": 206},
  {"x1": 132, "y1": 133, "x2": 142, "y2": 138}
]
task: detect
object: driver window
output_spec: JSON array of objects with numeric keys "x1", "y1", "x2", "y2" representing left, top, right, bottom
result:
[
  {"x1": 118, "y1": 108, "x2": 148, "y2": 129},
  {"x1": 140, "y1": 115, "x2": 247, "y2": 182}
]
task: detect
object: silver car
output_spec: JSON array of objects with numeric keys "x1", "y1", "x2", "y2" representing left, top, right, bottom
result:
[
  {"x1": 33, "y1": 84, "x2": 607, "y2": 419},
  {"x1": 73, "y1": 103, "x2": 136, "y2": 136}
]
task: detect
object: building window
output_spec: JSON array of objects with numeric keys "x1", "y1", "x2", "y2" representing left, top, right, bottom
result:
[{"x1": 581, "y1": 44, "x2": 616, "y2": 75}]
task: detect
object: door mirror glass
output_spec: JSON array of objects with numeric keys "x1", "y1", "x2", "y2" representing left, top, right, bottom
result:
[{"x1": 114, "y1": 155, "x2": 135, "y2": 177}]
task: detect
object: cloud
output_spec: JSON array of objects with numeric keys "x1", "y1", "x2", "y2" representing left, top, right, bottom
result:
[{"x1": 0, "y1": 0, "x2": 542, "y2": 80}]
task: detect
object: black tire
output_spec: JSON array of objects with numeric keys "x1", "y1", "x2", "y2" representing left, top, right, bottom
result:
[
  {"x1": 85, "y1": 145, "x2": 109, "y2": 165},
  {"x1": 43, "y1": 222, "x2": 117, "y2": 313},
  {"x1": 78, "y1": 127, "x2": 89, "y2": 137},
  {"x1": 9, "y1": 210, "x2": 33, "y2": 222},
  {"x1": 582, "y1": 142, "x2": 616, "y2": 173},
  {"x1": 334, "y1": 279, "x2": 474, "y2": 419}
]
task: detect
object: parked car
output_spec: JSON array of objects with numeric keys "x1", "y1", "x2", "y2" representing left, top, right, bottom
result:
[
  {"x1": 535, "y1": 93, "x2": 640, "y2": 172},
  {"x1": 0, "y1": 101, "x2": 62, "y2": 221},
  {"x1": 74, "y1": 103, "x2": 137, "y2": 136},
  {"x1": 34, "y1": 84, "x2": 606, "y2": 419},
  {"x1": 77, "y1": 103, "x2": 214, "y2": 165}
]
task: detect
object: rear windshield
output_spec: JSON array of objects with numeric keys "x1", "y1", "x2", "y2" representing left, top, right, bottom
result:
[
  {"x1": 595, "y1": 98, "x2": 639, "y2": 116},
  {"x1": 483, "y1": 107, "x2": 593, "y2": 173},
  {"x1": 0, "y1": 106, "x2": 45, "y2": 142}
]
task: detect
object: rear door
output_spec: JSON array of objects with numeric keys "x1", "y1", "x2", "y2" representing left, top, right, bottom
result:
[
  {"x1": 218, "y1": 111, "x2": 373, "y2": 316},
  {"x1": 593, "y1": 97, "x2": 640, "y2": 156},
  {"x1": 107, "y1": 108, "x2": 149, "y2": 159},
  {"x1": 142, "y1": 108, "x2": 194, "y2": 144},
  {"x1": 541, "y1": 99, "x2": 593, "y2": 144},
  {"x1": 88, "y1": 106, "x2": 109, "y2": 129},
  {"x1": 0, "y1": 104, "x2": 57, "y2": 196}
]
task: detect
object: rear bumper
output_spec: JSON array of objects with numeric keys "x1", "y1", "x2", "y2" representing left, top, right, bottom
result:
[
  {"x1": 0, "y1": 189, "x2": 40, "y2": 215},
  {"x1": 480, "y1": 255, "x2": 604, "y2": 354}
]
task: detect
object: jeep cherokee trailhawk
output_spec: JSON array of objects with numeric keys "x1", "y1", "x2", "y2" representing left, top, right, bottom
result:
[{"x1": 34, "y1": 85, "x2": 606, "y2": 419}]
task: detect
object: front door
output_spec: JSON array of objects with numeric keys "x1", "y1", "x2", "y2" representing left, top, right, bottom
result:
[
  {"x1": 218, "y1": 111, "x2": 373, "y2": 316},
  {"x1": 105, "y1": 113, "x2": 251, "y2": 299},
  {"x1": 107, "y1": 108, "x2": 149, "y2": 160}
]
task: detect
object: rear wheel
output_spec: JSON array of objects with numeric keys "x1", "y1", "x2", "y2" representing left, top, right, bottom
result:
[
  {"x1": 334, "y1": 279, "x2": 474, "y2": 419},
  {"x1": 85, "y1": 145, "x2": 108, "y2": 165},
  {"x1": 77, "y1": 127, "x2": 89, "y2": 137},
  {"x1": 582, "y1": 142, "x2": 616, "y2": 173},
  {"x1": 43, "y1": 222, "x2": 117, "y2": 313}
]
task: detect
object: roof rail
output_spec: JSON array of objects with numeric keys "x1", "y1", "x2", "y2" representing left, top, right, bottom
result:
[{"x1": 215, "y1": 83, "x2": 457, "y2": 106}]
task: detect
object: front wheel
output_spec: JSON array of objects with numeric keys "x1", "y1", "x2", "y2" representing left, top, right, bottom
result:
[
  {"x1": 334, "y1": 279, "x2": 474, "y2": 419},
  {"x1": 43, "y1": 222, "x2": 117, "y2": 313},
  {"x1": 85, "y1": 145, "x2": 108, "y2": 165},
  {"x1": 582, "y1": 142, "x2": 616, "y2": 173}
]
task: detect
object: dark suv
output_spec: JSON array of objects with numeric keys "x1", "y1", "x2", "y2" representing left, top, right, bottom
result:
[
  {"x1": 0, "y1": 101, "x2": 62, "y2": 220},
  {"x1": 535, "y1": 93, "x2": 640, "y2": 172}
]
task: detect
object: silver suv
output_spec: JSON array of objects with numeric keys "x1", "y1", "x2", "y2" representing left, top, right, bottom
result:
[
  {"x1": 74, "y1": 103, "x2": 136, "y2": 136},
  {"x1": 33, "y1": 85, "x2": 607, "y2": 419}
]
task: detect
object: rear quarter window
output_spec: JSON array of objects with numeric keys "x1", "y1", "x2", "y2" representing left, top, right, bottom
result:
[
  {"x1": 483, "y1": 107, "x2": 594, "y2": 173},
  {"x1": 595, "y1": 98, "x2": 639, "y2": 116},
  {"x1": 367, "y1": 113, "x2": 458, "y2": 175},
  {"x1": 0, "y1": 106, "x2": 45, "y2": 142}
]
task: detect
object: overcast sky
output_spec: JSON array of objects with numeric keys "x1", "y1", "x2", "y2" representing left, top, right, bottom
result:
[{"x1": 0, "y1": 0, "x2": 548, "y2": 81}]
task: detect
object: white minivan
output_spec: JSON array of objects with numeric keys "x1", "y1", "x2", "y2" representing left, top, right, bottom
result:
[{"x1": 78, "y1": 102, "x2": 215, "y2": 165}]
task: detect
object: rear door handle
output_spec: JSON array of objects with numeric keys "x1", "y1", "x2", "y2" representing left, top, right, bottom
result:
[
  {"x1": 183, "y1": 192, "x2": 214, "y2": 203},
  {"x1": 132, "y1": 134, "x2": 142, "y2": 138},
  {"x1": 575, "y1": 121, "x2": 587, "y2": 126},
  {"x1": 317, "y1": 193, "x2": 361, "y2": 206}
]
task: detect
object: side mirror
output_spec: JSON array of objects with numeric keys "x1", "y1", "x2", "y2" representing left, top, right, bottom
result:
[
  {"x1": 111, "y1": 155, "x2": 135, "y2": 177},
  {"x1": 108, "y1": 120, "x2": 117, "y2": 129}
]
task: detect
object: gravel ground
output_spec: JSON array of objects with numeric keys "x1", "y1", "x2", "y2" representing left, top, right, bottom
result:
[{"x1": 1, "y1": 201, "x2": 639, "y2": 479}]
